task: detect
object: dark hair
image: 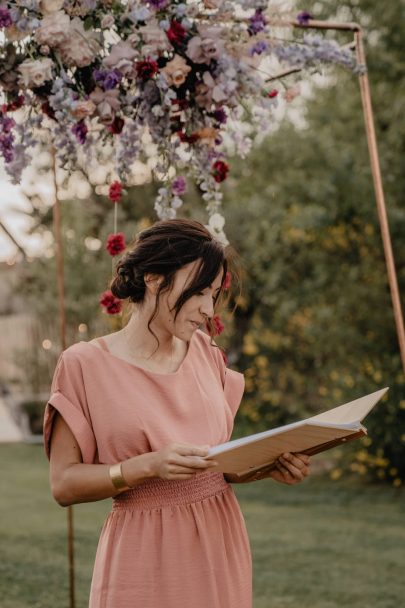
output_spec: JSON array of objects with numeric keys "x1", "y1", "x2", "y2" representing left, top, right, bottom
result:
[{"x1": 110, "y1": 218, "x2": 239, "y2": 349}]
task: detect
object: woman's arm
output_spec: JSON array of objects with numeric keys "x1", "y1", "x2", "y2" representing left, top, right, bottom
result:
[
  {"x1": 49, "y1": 413, "x2": 155, "y2": 506},
  {"x1": 49, "y1": 413, "x2": 217, "y2": 507}
]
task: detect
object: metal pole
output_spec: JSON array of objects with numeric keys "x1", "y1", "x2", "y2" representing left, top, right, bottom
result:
[{"x1": 51, "y1": 147, "x2": 76, "y2": 608}]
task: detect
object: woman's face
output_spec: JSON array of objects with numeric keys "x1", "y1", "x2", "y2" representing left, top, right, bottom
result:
[{"x1": 151, "y1": 260, "x2": 223, "y2": 340}]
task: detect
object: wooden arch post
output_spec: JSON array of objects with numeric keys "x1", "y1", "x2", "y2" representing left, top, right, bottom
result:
[{"x1": 51, "y1": 147, "x2": 76, "y2": 608}]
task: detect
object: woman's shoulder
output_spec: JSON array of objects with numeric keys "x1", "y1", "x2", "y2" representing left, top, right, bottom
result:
[{"x1": 60, "y1": 340, "x2": 99, "y2": 365}]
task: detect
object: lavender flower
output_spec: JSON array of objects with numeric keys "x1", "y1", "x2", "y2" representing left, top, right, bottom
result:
[
  {"x1": 0, "y1": 115, "x2": 16, "y2": 163},
  {"x1": 249, "y1": 40, "x2": 268, "y2": 56},
  {"x1": 93, "y1": 68, "x2": 123, "y2": 91},
  {"x1": 72, "y1": 120, "x2": 88, "y2": 144},
  {"x1": 248, "y1": 9, "x2": 267, "y2": 36}
]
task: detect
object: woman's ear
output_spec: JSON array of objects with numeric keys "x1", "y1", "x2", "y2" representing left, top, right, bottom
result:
[{"x1": 144, "y1": 274, "x2": 163, "y2": 295}]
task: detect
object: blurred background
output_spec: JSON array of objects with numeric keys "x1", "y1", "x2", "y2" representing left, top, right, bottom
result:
[{"x1": 0, "y1": 1, "x2": 404, "y2": 607}]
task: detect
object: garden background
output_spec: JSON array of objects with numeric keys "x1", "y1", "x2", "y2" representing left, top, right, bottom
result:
[{"x1": 0, "y1": 0, "x2": 404, "y2": 606}]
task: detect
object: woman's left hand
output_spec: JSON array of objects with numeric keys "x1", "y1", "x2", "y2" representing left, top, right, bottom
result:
[{"x1": 269, "y1": 452, "x2": 311, "y2": 485}]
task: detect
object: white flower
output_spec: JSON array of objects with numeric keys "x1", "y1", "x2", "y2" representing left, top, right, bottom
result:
[
  {"x1": 18, "y1": 58, "x2": 54, "y2": 88},
  {"x1": 205, "y1": 213, "x2": 229, "y2": 247},
  {"x1": 35, "y1": 10, "x2": 70, "y2": 47}
]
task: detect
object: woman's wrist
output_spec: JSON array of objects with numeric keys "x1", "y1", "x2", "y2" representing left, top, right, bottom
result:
[{"x1": 120, "y1": 453, "x2": 157, "y2": 489}]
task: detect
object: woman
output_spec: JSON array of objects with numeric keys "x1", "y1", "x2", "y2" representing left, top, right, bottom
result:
[{"x1": 44, "y1": 218, "x2": 311, "y2": 608}]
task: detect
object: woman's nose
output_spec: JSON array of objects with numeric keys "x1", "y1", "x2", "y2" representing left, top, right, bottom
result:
[{"x1": 200, "y1": 295, "x2": 215, "y2": 318}]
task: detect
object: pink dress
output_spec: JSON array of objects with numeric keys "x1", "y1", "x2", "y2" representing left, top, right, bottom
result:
[{"x1": 43, "y1": 329, "x2": 252, "y2": 608}]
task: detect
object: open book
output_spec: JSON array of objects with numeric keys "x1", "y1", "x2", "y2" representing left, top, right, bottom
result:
[{"x1": 208, "y1": 387, "x2": 388, "y2": 478}]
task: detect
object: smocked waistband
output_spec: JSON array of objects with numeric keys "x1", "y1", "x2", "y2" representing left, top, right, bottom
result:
[{"x1": 112, "y1": 472, "x2": 229, "y2": 510}]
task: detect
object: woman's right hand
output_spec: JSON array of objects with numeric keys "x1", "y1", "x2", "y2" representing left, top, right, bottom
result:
[{"x1": 150, "y1": 442, "x2": 218, "y2": 480}]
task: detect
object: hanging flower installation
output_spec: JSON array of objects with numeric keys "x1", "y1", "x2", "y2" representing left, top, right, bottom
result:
[{"x1": 0, "y1": 1, "x2": 364, "y2": 234}]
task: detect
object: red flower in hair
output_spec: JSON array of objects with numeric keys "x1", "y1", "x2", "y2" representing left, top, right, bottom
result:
[
  {"x1": 106, "y1": 232, "x2": 126, "y2": 256},
  {"x1": 212, "y1": 160, "x2": 229, "y2": 183},
  {"x1": 223, "y1": 271, "x2": 232, "y2": 290},
  {"x1": 166, "y1": 20, "x2": 187, "y2": 46},
  {"x1": 100, "y1": 290, "x2": 122, "y2": 315},
  {"x1": 109, "y1": 180, "x2": 123, "y2": 203},
  {"x1": 206, "y1": 314, "x2": 225, "y2": 336}
]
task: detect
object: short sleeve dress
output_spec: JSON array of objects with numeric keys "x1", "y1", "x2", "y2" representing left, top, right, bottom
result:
[{"x1": 43, "y1": 329, "x2": 252, "y2": 608}]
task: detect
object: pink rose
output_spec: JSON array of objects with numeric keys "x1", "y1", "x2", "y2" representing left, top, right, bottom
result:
[
  {"x1": 162, "y1": 55, "x2": 191, "y2": 88},
  {"x1": 58, "y1": 18, "x2": 100, "y2": 68},
  {"x1": 35, "y1": 10, "x2": 70, "y2": 47}
]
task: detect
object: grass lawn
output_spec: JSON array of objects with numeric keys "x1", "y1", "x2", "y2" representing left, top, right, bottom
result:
[{"x1": 1, "y1": 444, "x2": 404, "y2": 608}]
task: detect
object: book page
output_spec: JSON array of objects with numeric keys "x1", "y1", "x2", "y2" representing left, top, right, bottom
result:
[{"x1": 308, "y1": 387, "x2": 388, "y2": 425}]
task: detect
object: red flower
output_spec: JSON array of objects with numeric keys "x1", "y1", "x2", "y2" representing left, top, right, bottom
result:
[
  {"x1": 177, "y1": 131, "x2": 199, "y2": 144},
  {"x1": 206, "y1": 314, "x2": 225, "y2": 336},
  {"x1": 100, "y1": 290, "x2": 122, "y2": 315},
  {"x1": 223, "y1": 271, "x2": 232, "y2": 290},
  {"x1": 268, "y1": 89, "x2": 278, "y2": 98},
  {"x1": 212, "y1": 160, "x2": 229, "y2": 183},
  {"x1": 6, "y1": 96, "x2": 24, "y2": 112},
  {"x1": 108, "y1": 116, "x2": 125, "y2": 134},
  {"x1": 41, "y1": 101, "x2": 56, "y2": 120},
  {"x1": 136, "y1": 60, "x2": 159, "y2": 81},
  {"x1": 109, "y1": 180, "x2": 123, "y2": 203},
  {"x1": 166, "y1": 20, "x2": 187, "y2": 46},
  {"x1": 106, "y1": 232, "x2": 126, "y2": 256}
]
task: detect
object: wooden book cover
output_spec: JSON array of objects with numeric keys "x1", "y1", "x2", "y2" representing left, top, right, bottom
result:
[{"x1": 208, "y1": 387, "x2": 388, "y2": 477}]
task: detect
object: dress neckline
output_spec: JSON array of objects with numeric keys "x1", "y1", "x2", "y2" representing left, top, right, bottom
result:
[{"x1": 83, "y1": 333, "x2": 194, "y2": 377}]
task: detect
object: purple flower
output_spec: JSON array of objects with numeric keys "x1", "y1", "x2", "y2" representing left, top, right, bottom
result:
[
  {"x1": 297, "y1": 11, "x2": 313, "y2": 26},
  {"x1": 213, "y1": 108, "x2": 227, "y2": 125},
  {"x1": 172, "y1": 176, "x2": 187, "y2": 196},
  {"x1": 248, "y1": 9, "x2": 267, "y2": 36},
  {"x1": 0, "y1": 114, "x2": 16, "y2": 163},
  {"x1": 148, "y1": 0, "x2": 169, "y2": 9},
  {"x1": 93, "y1": 68, "x2": 122, "y2": 91},
  {"x1": 249, "y1": 40, "x2": 268, "y2": 56},
  {"x1": 72, "y1": 120, "x2": 88, "y2": 144},
  {"x1": 0, "y1": 7, "x2": 12, "y2": 28}
]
